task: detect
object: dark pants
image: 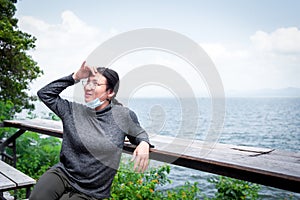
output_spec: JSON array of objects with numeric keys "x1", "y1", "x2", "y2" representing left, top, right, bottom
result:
[{"x1": 29, "y1": 168, "x2": 99, "y2": 200}]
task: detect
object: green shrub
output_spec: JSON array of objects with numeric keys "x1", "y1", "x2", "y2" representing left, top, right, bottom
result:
[
  {"x1": 110, "y1": 158, "x2": 170, "y2": 200},
  {"x1": 16, "y1": 131, "x2": 61, "y2": 179},
  {"x1": 208, "y1": 176, "x2": 260, "y2": 200},
  {"x1": 164, "y1": 182, "x2": 201, "y2": 200},
  {"x1": 109, "y1": 157, "x2": 201, "y2": 200},
  {"x1": 0, "y1": 100, "x2": 14, "y2": 121}
]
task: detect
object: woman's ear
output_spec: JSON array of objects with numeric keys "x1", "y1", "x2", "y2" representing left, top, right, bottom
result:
[{"x1": 107, "y1": 89, "x2": 115, "y2": 99}]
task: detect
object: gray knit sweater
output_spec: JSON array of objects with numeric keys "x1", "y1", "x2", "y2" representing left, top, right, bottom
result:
[{"x1": 37, "y1": 74, "x2": 150, "y2": 199}]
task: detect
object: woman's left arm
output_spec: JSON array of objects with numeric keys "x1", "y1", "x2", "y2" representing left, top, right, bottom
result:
[{"x1": 126, "y1": 110, "x2": 151, "y2": 172}]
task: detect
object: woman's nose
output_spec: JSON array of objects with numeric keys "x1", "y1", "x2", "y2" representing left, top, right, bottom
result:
[{"x1": 85, "y1": 82, "x2": 94, "y2": 90}]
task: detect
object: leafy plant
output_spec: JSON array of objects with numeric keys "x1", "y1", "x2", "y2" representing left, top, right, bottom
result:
[
  {"x1": 164, "y1": 182, "x2": 201, "y2": 200},
  {"x1": 109, "y1": 157, "x2": 201, "y2": 200},
  {"x1": 110, "y1": 158, "x2": 170, "y2": 200},
  {"x1": 0, "y1": 100, "x2": 14, "y2": 121},
  {"x1": 208, "y1": 176, "x2": 261, "y2": 200},
  {"x1": 15, "y1": 131, "x2": 61, "y2": 180},
  {"x1": 0, "y1": 0, "x2": 43, "y2": 115}
]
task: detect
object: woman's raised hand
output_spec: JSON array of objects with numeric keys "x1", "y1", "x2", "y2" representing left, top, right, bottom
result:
[{"x1": 72, "y1": 61, "x2": 98, "y2": 81}]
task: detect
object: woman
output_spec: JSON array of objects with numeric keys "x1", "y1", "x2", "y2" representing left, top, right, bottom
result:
[{"x1": 30, "y1": 61, "x2": 151, "y2": 200}]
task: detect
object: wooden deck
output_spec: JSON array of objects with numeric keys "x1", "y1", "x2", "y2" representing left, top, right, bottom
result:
[{"x1": 1, "y1": 119, "x2": 300, "y2": 193}]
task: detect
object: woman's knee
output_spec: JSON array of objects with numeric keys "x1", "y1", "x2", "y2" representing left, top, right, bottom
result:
[{"x1": 29, "y1": 168, "x2": 66, "y2": 200}]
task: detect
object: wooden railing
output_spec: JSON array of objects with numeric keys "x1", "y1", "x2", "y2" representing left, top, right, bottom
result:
[{"x1": 1, "y1": 119, "x2": 299, "y2": 193}]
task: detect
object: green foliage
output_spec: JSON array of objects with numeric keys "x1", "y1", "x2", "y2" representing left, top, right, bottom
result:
[
  {"x1": 110, "y1": 159, "x2": 170, "y2": 200},
  {"x1": 0, "y1": 0, "x2": 43, "y2": 115},
  {"x1": 1, "y1": 129, "x2": 61, "y2": 181},
  {"x1": 109, "y1": 158, "x2": 201, "y2": 200},
  {"x1": 208, "y1": 176, "x2": 261, "y2": 200},
  {"x1": 164, "y1": 182, "x2": 201, "y2": 200},
  {"x1": 15, "y1": 131, "x2": 61, "y2": 180},
  {"x1": 0, "y1": 100, "x2": 14, "y2": 121},
  {"x1": 110, "y1": 159, "x2": 262, "y2": 200},
  {"x1": 0, "y1": 101, "x2": 16, "y2": 139}
]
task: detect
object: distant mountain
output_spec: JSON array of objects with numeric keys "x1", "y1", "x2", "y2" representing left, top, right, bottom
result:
[{"x1": 227, "y1": 87, "x2": 300, "y2": 97}]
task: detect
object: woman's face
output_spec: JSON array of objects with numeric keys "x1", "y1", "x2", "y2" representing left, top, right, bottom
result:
[{"x1": 84, "y1": 73, "x2": 109, "y2": 103}]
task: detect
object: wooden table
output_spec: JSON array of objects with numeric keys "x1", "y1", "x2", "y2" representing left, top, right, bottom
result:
[{"x1": 1, "y1": 119, "x2": 300, "y2": 193}]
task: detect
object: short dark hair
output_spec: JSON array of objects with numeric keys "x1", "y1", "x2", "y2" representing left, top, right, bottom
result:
[{"x1": 96, "y1": 67, "x2": 121, "y2": 104}]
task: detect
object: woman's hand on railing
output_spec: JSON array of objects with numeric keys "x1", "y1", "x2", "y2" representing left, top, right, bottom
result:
[{"x1": 131, "y1": 141, "x2": 150, "y2": 173}]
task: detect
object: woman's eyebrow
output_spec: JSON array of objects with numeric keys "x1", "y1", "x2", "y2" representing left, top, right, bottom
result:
[
  {"x1": 88, "y1": 77, "x2": 99, "y2": 82},
  {"x1": 89, "y1": 77, "x2": 106, "y2": 84}
]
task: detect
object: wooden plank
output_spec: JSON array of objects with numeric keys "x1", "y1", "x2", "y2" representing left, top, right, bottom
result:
[
  {"x1": 149, "y1": 135, "x2": 275, "y2": 158},
  {"x1": 0, "y1": 173, "x2": 16, "y2": 190},
  {"x1": 3, "y1": 119, "x2": 63, "y2": 138},
  {"x1": 149, "y1": 135, "x2": 300, "y2": 177},
  {"x1": 125, "y1": 135, "x2": 300, "y2": 193},
  {"x1": 0, "y1": 161, "x2": 36, "y2": 187}
]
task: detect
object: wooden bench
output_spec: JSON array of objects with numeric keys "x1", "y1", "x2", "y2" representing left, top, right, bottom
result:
[{"x1": 0, "y1": 160, "x2": 36, "y2": 199}]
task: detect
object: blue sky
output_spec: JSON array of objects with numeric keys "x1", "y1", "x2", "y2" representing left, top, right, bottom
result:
[
  {"x1": 15, "y1": 0, "x2": 300, "y2": 97},
  {"x1": 16, "y1": 0, "x2": 299, "y2": 43}
]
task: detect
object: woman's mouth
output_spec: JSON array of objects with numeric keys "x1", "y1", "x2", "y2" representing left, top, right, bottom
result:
[{"x1": 85, "y1": 93, "x2": 93, "y2": 99}]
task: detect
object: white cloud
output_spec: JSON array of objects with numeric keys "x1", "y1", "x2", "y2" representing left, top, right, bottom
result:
[
  {"x1": 201, "y1": 43, "x2": 249, "y2": 61},
  {"x1": 18, "y1": 10, "x2": 116, "y2": 96},
  {"x1": 199, "y1": 27, "x2": 300, "y2": 91},
  {"x1": 200, "y1": 43, "x2": 258, "y2": 91},
  {"x1": 17, "y1": 11, "x2": 300, "y2": 95},
  {"x1": 20, "y1": 10, "x2": 102, "y2": 49},
  {"x1": 248, "y1": 27, "x2": 300, "y2": 89},
  {"x1": 250, "y1": 27, "x2": 300, "y2": 54}
]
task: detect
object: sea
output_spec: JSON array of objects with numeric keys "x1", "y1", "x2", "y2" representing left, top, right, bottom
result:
[
  {"x1": 125, "y1": 97, "x2": 300, "y2": 200},
  {"x1": 19, "y1": 97, "x2": 300, "y2": 199}
]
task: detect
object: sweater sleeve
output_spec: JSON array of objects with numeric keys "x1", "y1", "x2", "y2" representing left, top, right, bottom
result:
[
  {"x1": 126, "y1": 110, "x2": 153, "y2": 148},
  {"x1": 37, "y1": 74, "x2": 75, "y2": 119}
]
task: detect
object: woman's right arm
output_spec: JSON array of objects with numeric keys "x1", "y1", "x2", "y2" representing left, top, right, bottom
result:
[
  {"x1": 37, "y1": 74, "x2": 76, "y2": 118},
  {"x1": 38, "y1": 61, "x2": 97, "y2": 118}
]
